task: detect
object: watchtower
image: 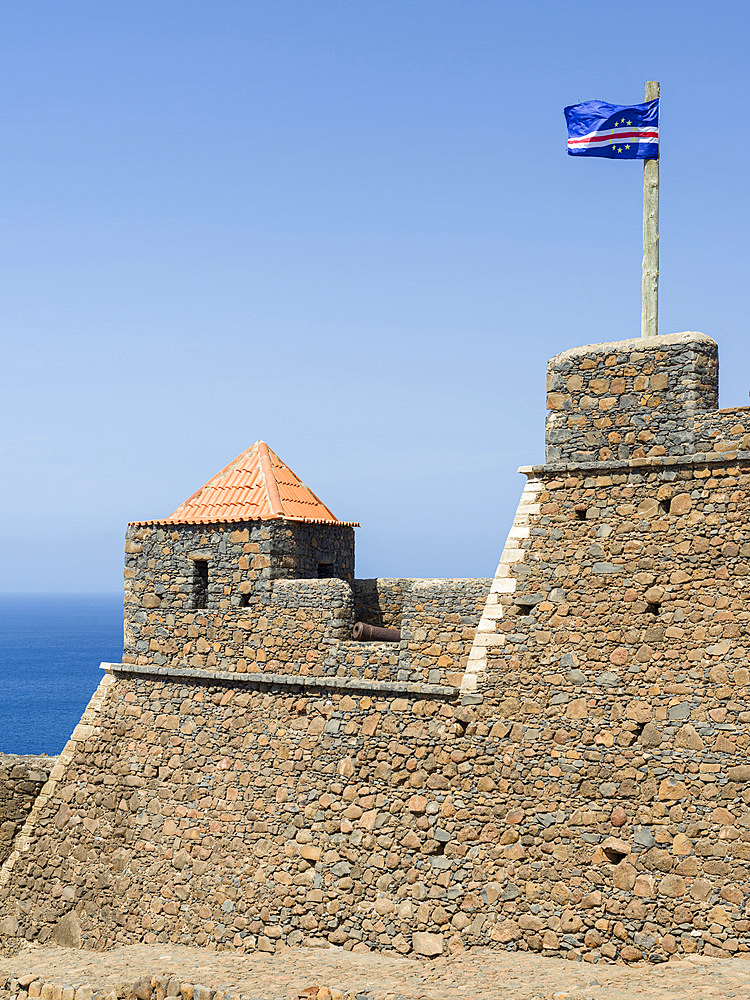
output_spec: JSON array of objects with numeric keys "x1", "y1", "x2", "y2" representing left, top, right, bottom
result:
[{"x1": 124, "y1": 440, "x2": 357, "y2": 618}]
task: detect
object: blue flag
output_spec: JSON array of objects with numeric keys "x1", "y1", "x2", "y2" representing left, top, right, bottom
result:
[{"x1": 564, "y1": 99, "x2": 659, "y2": 159}]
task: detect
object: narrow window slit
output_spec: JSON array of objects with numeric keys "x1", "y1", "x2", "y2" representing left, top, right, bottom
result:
[{"x1": 193, "y1": 560, "x2": 208, "y2": 609}]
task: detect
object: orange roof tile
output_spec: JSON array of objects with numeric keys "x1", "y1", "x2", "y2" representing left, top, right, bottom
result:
[{"x1": 131, "y1": 441, "x2": 358, "y2": 527}]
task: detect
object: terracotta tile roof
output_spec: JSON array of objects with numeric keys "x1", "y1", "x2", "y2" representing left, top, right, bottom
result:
[{"x1": 131, "y1": 441, "x2": 359, "y2": 527}]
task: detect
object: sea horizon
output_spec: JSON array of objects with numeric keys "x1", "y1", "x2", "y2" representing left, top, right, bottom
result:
[{"x1": 0, "y1": 593, "x2": 124, "y2": 757}]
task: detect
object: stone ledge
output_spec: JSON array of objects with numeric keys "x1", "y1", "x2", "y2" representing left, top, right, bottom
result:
[
  {"x1": 100, "y1": 662, "x2": 459, "y2": 700},
  {"x1": 548, "y1": 330, "x2": 715, "y2": 365},
  {"x1": 519, "y1": 449, "x2": 750, "y2": 478}
]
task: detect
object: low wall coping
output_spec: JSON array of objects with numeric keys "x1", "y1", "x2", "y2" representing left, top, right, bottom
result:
[
  {"x1": 548, "y1": 330, "x2": 715, "y2": 365},
  {"x1": 100, "y1": 662, "x2": 460, "y2": 700},
  {"x1": 519, "y1": 449, "x2": 750, "y2": 479}
]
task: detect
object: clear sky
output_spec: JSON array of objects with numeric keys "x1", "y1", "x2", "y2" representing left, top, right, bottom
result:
[{"x1": 3, "y1": 0, "x2": 749, "y2": 593}]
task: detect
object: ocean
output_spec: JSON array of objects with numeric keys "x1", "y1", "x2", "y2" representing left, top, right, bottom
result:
[{"x1": 0, "y1": 594, "x2": 124, "y2": 757}]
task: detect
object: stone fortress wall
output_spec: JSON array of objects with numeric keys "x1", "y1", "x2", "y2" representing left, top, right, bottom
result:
[
  {"x1": 0, "y1": 757, "x2": 52, "y2": 867},
  {"x1": 124, "y1": 561, "x2": 489, "y2": 687},
  {"x1": 3, "y1": 330, "x2": 750, "y2": 967}
]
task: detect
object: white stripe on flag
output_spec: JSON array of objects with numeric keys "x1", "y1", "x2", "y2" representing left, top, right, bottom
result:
[
  {"x1": 573, "y1": 124, "x2": 658, "y2": 141},
  {"x1": 569, "y1": 130, "x2": 658, "y2": 147}
]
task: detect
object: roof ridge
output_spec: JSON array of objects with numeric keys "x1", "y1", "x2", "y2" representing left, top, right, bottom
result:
[{"x1": 257, "y1": 441, "x2": 284, "y2": 518}]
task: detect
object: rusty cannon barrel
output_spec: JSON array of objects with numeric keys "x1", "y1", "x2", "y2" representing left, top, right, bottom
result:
[{"x1": 352, "y1": 621, "x2": 401, "y2": 642}]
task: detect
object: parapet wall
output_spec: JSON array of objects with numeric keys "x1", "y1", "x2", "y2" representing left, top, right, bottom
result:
[
  {"x1": 546, "y1": 332, "x2": 719, "y2": 463},
  {"x1": 0, "y1": 756, "x2": 53, "y2": 866},
  {"x1": 353, "y1": 579, "x2": 409, "y2": 629},
  {"x1": 125, "y1": 576, "x2": 490, "y2": 687}
]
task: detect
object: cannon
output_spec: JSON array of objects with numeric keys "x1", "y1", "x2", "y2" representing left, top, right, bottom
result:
[{"x1": 352, "y1": 621, "x2": 401, "y2": 642}]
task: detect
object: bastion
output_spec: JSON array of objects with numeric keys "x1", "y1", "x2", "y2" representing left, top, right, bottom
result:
[{"x1": 3, "y1": 331, "x2": 750, "y2": 965}]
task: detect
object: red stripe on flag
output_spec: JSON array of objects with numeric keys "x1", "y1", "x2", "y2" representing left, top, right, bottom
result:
[{"x1": 568, "y1": 130, "x2": 658, "y2": 146}]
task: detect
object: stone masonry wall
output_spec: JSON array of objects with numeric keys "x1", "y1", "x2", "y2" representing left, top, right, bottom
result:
[
  {"x1": 6, "y1": 329, "x2": 750, "y2": 966},
  {"x1": 695, "y1": 407, "x2": 750, "y2": 457},
  {"x1": 353, "y1": 580, "x2": 410, "y2": 629},
  {"x1": 124, "y1": 520, "x2": 354, "y2": 621},
  {"x1": 546, "y1": 332, "x2": 718, "y2": 464},
  {"x1": 467, "y1": 451, "x2": 750, "y2": 962},
  {"x1": 124, "y1": 578, "x2": 354, "y2": 674},
  {"x1": 400, "y1": 581, "x2": 491, "y2": 687},
  {"x1": 0, "y1": 757, "x2": 53, "y2": 866},
  {"x1": 125, "y1": 577, "x2": 489, "y2": 687},
  {"x1": 0, "y1": 673, "x2": 481, "y2": 956}
]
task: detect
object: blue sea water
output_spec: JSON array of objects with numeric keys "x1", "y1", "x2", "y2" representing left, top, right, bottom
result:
[{"x1": 0, "y1": 594, "x2": 124, "y2": 756}]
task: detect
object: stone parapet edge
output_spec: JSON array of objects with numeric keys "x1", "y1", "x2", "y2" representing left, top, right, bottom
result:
[
  {"x1": 101, "y1": 662, "x2": 461, "y2": 701},
  {"x1": 547, "y1": 330, "x2": 715, "y2": 365},
  {"x1": 519, "y1": 449, "x2": 750, "y2": 478}
]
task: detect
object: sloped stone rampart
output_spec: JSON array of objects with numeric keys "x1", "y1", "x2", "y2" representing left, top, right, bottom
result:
[
  {"x1": 0, "y1": 757, "x2": 53, "y2": 867},
  {"x1": 5, "y1": 636, "x2": 750, "y2": 963}
]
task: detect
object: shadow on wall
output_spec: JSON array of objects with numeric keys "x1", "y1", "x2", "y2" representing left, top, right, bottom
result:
[{"x1": 352, "y1": 579, "x2": 409, "y2": 630}]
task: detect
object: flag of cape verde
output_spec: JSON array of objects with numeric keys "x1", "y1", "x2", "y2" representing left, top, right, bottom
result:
[{"x1": 564, "y1": 98, "x2": 659, "y2": 159}]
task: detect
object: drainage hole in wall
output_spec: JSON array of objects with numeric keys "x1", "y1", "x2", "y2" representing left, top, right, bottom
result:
[
  {"x1": 629, "y1": 721, "x2": 647, "y2": 745},
  {"x1": 646, "y1": 601, "x2": 661, "y2": 615},
  {"x1": 574, "y1": 507, "x2": 587, "y2": 521},
  {"x1": 659, "y1": 497, "x2": 672, "y2": 514},
  {"x1": 602, "y1": 846, "x2": 628, "y2": 865},
  {"x1": 239, "y1": 593, "x2": 251, "y2": 608}
]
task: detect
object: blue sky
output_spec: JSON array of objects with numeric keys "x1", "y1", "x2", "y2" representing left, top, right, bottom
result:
[{"x1": 2, "y1": 0, "x2": 749, "y2": 592}]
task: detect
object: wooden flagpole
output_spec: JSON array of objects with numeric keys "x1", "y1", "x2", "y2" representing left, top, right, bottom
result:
[{"x1": 641, "y1": 80, "x2": 660, "y2": 337}]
